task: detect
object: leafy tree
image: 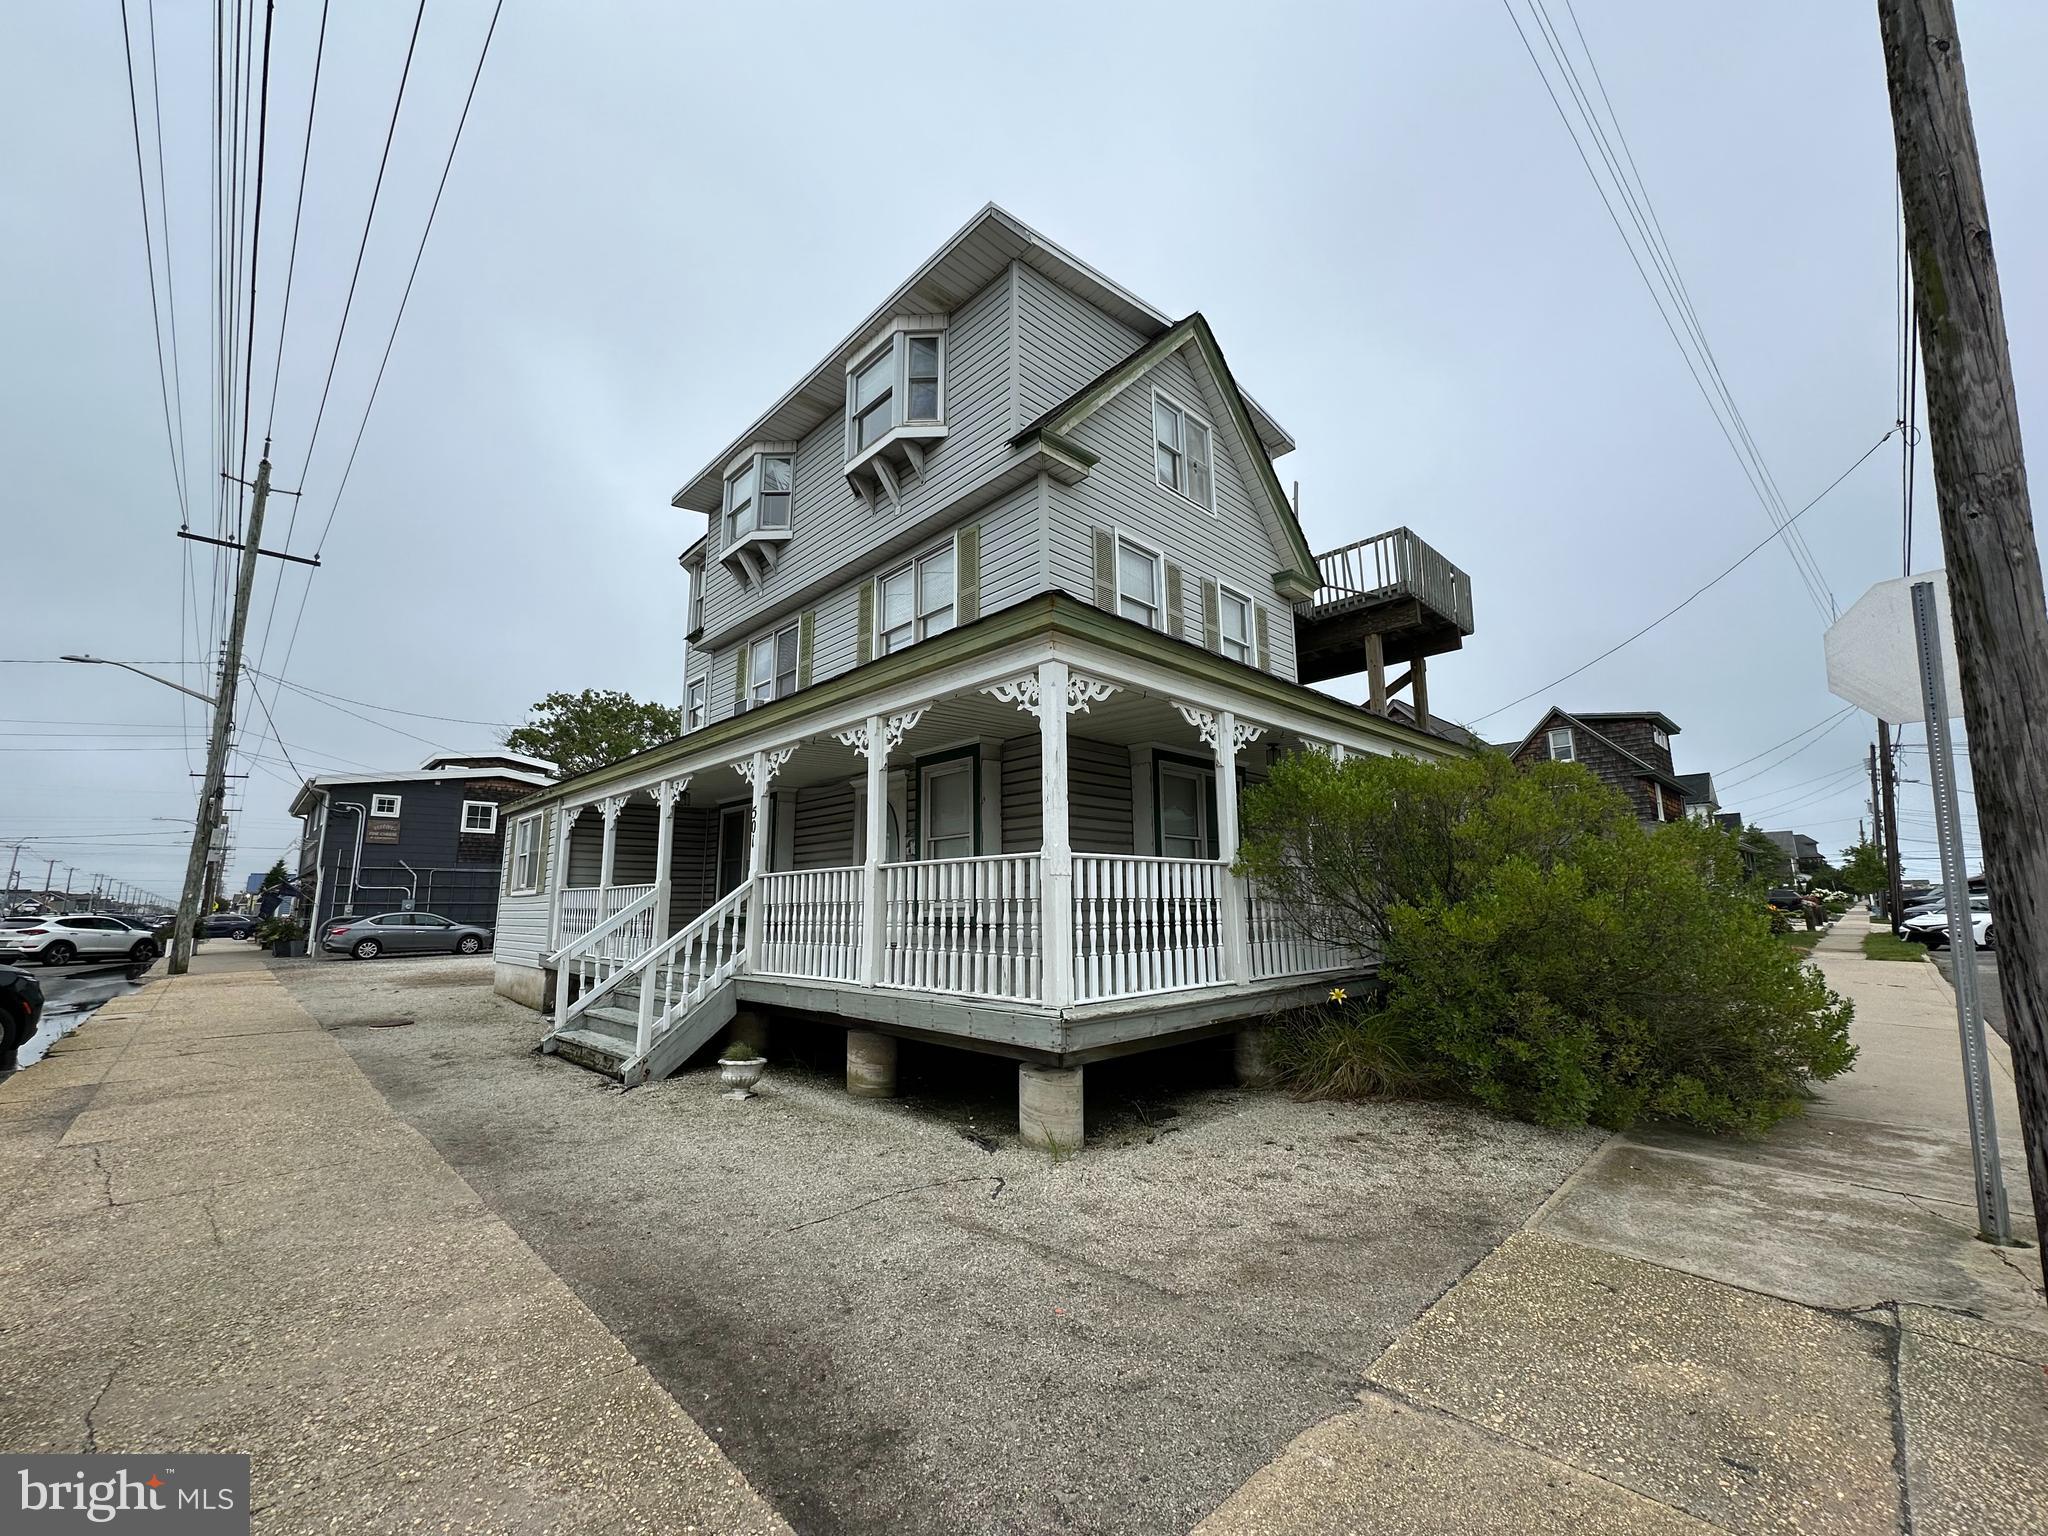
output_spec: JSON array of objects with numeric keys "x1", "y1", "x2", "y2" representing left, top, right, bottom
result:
[
  {"x1": 504, "y1": 689, "x2": 681, "y2": 778},
  {"x1": 261, "y1": 859, "x2": 289, "y2": 891},
  {"x1": 1236, "y1": 750, "x2": 1856, "y2": 1134},
  {"x1": 1837, "y1": 840, "x2": 1890, "y2": 895}
]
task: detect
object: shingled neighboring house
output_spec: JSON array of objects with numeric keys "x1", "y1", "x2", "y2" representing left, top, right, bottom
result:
[
  {"x1": 1676, "y1": 771, "x2": 1720, "y2": 821},
  {"x1": 1506, "y1": 707, "x2": 1688, "y2": 825}
]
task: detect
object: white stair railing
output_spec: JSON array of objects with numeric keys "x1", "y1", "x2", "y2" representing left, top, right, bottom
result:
[
  {"x1": 628, "y1": 882, "x2": 753, "y2": 1063},
  {"x1": 552, "y1": 885, "x2": 662, "y2": 1030}
]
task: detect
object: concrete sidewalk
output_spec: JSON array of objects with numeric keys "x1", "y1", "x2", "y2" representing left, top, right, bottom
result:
[
  {"x1": 0, "y1": 954, "x2": 788, "y2": 1534},
  {"x1": 1199, "y1": 912, "x2": 2048, "y2": 1534}
]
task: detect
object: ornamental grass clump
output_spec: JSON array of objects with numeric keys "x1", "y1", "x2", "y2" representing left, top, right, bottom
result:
[{"x1": 1237, "y1": 750, "x2": 1856, "y2": 1136}]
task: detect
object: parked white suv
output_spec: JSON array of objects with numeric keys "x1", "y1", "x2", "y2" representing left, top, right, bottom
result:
[
  {"x1": 0, "y1": 915, "x2": 161, "y2": 966},
  {"x1": 1901, "y1": 895, "x2": 1991, "y2": 950}
]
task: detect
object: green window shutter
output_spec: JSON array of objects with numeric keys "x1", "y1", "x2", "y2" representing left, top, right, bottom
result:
[
  {"x1": 1092, "y1": 527, "x2": 1116, "y2": 611},
  {"x1": 536, "y1": 810, "x2": 552, "y2": 890},
  {"x1": 797, "y1": 608, "x2": 815, "y2": 689},
  {"x1": 1201, "y1": 578, "x2": 1221, "y2": 653},
  {"x1": 956, "y1": 524, "x2": 981, "y2": 623},
  {"x1": 857, "y1": 582, "x2": 874, "y2": 664},
  {"x1": 733, "y1": 645, "x2": 748, "y2": 711},
  {"x1": 1254, "y1": 605, "x2": 1272, "y2": 670},
  {"x1": 1164, "y1": 562, "x2": 1185, "y2": 639}
]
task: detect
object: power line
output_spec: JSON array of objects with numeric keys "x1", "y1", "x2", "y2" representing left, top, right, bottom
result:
[
  {"x1": 1469, "y1": 428, "x2": 1895, "y2": 726},
  {"x1": 248, "y1": 670, "x2": 516, "y2": 728},
  {"x1": 1501, "y1": 0, "x2": 1837, "y2": 621},
  {"x1": 1713, "y1": 706, "x2": 1856, "y2": 777},
  {"x1": 1718, "y1": 712, "x2": 1860, "y2": 794},
  {"x1": 262, "y1": 0, "x2": 330, "y2": 444},
  {"x1": 117, "y1": 0, "x2": 189, "y2": 528}
]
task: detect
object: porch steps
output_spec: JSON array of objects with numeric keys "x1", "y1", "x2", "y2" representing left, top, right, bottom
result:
[{"x1": 542, "y1": 985, "x2": 739, "y2": 1086}]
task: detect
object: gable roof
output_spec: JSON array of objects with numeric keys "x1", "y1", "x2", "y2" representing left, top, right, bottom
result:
[
  {"x1": 1510, "y1": 706, "x2": 1687, "y2": 791},
  {"x1": 669, "y1": 204, "x2": 1294, "y2": 516},
  {"x1": 1010, "y1": 312, "x2": 1319, "y2": 598},
  {"x1": 1674, "y1": 771, "x2": 1718, "y2": 805}
]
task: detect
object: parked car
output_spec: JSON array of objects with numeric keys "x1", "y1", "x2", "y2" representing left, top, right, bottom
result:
[
  {"x1": 201, "y1": 913, "x2": 255, "y2": 940},
  {"x1": 0, "y1": 965, "x2": 44, "y2": 1071},
  {"x1": 320, "y1": 912, "x2": 493, "y2": 960},
  {"x1": 1764, "y1": 888, "x2": 1808, "y2": 914},
  {"x1": 1901, "y1": 896, "x2": 1991, "y2": 948},
  {"x1": 0, "y1": 914, "x2": 162, "y2": 967}
]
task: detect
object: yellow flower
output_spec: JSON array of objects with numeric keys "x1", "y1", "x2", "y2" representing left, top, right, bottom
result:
[{"x1": 1328, "y1": 986, "x2": 1347, "y2": 1004}]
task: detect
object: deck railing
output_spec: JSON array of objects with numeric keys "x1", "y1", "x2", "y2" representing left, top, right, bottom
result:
[
  {"x1": 1072, "y1": 854, "x2": 1225, "y2": 1003},
  {"x1": 754, "y1": 866, "x2": 863, "y2": 983},
  {"x1": 880, "y1": 854, "x2": 1042, "y2": 1001},
  {"x1": 1303, "y1": 527, "x2": 1474, "y2": 634},
  {"x1": 1248, "y1": 884, "x2": 1356, "y2": 980},
  {"x1": 557, "y1": 882, "x2": 657, "y2": 957}
]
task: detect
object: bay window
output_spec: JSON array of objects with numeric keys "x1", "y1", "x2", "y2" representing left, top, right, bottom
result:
[
  {"x1": 846, "y1": 329, "x2": 945, "y2": 462},
  {"x1": 726, "y1": 453, "x2": 793, "y2": 542}
]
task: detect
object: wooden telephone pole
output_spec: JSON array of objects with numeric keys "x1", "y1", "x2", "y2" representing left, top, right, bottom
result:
[{"x1": 1880, "y1": 0, "x2": 2048, "y2": 1281}]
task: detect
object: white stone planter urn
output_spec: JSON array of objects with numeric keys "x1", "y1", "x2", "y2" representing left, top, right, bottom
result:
[{"x1": 718, "y1": 1054, "x2": 767, "y2": 1098}]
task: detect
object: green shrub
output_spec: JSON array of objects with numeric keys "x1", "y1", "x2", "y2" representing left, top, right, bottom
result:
[{"x1": 1238, "y1": 750, "x2": 1857, "y2": 1136}]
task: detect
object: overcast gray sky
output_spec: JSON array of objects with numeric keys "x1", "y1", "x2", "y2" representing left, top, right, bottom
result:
[{"x1": 6, "y1": 1, "x2": 2043, "y2": 899}]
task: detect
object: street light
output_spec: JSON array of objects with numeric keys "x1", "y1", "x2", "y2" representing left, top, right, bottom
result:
[{"x1": 61, "y1": 654, "x2": 227, "y2": 973}]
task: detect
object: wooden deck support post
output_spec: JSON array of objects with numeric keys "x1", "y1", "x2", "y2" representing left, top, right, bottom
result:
[
  {"x1": 1365, "y1": 633, "x2": 1388, "y2": 714},
  {"x1": 1410, "y1": 654, "x2": 1429, "y2": 729},
  {"x1": 1213, "y1": 708, "x2": 1253, "y2": 986},
  {"x1": 1039, "y1": 659, "x2": 1075, "y2": 1009},
  {"x1": 860, "y1": 713, "x2": 887, "y2": 987}
]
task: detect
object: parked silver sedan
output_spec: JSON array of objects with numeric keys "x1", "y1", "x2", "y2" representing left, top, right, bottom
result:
[{"x1": 321, "y1": 912, "x2": 493, "y2": 960}]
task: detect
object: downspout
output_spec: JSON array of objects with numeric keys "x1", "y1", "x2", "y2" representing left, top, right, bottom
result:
[
  {"x1": 332, "y1": 801, "x2": 412, "y2": 912},
  {"x1": 396, "y1": 860, "x2": 423, "y2": 910},
  {"x1": 310, "y1": 789, "x2": 333, "y2": 960}
]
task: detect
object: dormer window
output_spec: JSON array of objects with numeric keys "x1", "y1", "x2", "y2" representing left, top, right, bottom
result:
[
  {"x1": 1651, "y1": 727, "x2": 1670, "y2": 751},
  {"x1": 844, "y1": 321, "x2": 950, "y2": 508},
  {"x1": 717, "y1": 448, "x2": 797, "y2": 585}
]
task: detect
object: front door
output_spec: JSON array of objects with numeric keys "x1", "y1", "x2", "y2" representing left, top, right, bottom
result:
[
  {"x1": 1157, "y1": 761, "x2": 1215, "y2": 859},
  {"x1": 920, "y1": 758, "x2": 976, "y2": 861},
  {"x1": 717, "y1": 805, "x2": 751, "y2": 895}
]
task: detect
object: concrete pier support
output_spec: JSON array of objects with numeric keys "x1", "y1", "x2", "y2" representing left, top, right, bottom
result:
[
  {"x1": 1019, "y1": 1064, "x2": 1084, "y2": 1154},
  {"x1": 846, "y1": 1030, "x2": 898, "y2": 1098},
  {"x1": 1234, "y1": 1026, "x2": 1278, "y2": 1088}
]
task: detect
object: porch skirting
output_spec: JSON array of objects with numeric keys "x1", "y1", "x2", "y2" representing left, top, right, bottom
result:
[{"x1": 493, "y1": 959, "x2": 548, "y2": 1011}]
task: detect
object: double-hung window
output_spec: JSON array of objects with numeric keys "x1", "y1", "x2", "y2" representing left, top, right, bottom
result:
[
  {"x1": 1217, "y1": 583, "x2": 1254, "y2": 663},
  {"x1": 461, "y1": 801, "x2": 498, "y2": 835},
  {"x1": 510, "y1": 815, "x2": 542, "y2": 893},
  {"x1": 1153, "y1": 391, "x2": 1214, "y2": 511},
  {"x1": 921, "y1": 758, "x2": 975, "y2": 861},
  {"x1": 749, "y1": 622, "x2": 799, "y2": 707},
  {"x1": 847, "y1": 331, "x2": 944, "y2": 459},
  {"x1": 725, "y1": 454, "x2": 792, "y2": 542},
  {"x1": 1116, "y1": 536, "x2": 1164, "y2": 628},
  {"x1": 1546, "y1": 727, "x2": 1575, "y2": 763},
  {"x1": 684, "y1": 557, "x2": 705, "y2": 634},
  {"x1": 877, "y1": 542, "x2": 956, "y2": 654},
  {"x1": 1158, "y1": 762, "x2": 1214, "y2": 860},
  {"x1": 685, "y1": 678, "x2": 706, "y2": 731}
]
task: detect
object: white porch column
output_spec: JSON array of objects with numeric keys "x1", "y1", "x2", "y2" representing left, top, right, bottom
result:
[
  {"x1": 860, "y1": 714, "x2": 887, "y2": 985},
  {"x1": 747, "y1": 753, "x2": 771, "y2": 881},
  {"x1": 1039, "y1": 659, "x2": 1074, "y2": 1008},
  {"x1": 549, "y1": 804, "x2": 584, "y2": 1026},
  {"x1": 1213, "y1": 708, "x2": 1255, "y2": 986},
  {"x1": 732, "y1": 745, "x2": 794, "y2": 974},
  {"x1": 598, "y1": 794, "x2": 626, "y2": 890},
  {"x1": 637, "y1": 777, "x2": 686, "y2": 1055}
]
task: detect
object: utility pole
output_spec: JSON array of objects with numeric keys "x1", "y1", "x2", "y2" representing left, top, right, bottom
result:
[
  {"x1": 170, "y1": 451, "x2": 272, "y2": 974},
  {"x1": 1877, "y1": 721, "x2": 1906, "y2": 928},
  {"x1": 1881, "y1": 0, "x2": 2048, "y2": 1281}
]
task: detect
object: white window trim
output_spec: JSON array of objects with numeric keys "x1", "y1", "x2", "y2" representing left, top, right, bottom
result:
[
  {"x1": 684, "y1": 557, "x2": 705, "y2": 634},
  {"x1": 1113, "y1": 530, "x2": 1167, "y2": 630},
  {"x1": 461, "y1": 801, "x2": 499, "y2": 836},
  {"x1": 1651, "y1": 727, "x2": 1670, "y2": 751},
  {"x1": 371, "y1": 794, "x2": 402, "y2": 818},
  {"x1": 875, "y1": 537, "x2": 958, "y2": 656},
  {"x1": 510, "y1": 814, "x2": 543, "y2": 894},
  {"x1": 1151, "y1": 386, "x2": 1217, "y2": 515},
  {"x1": 685, "y1": 678, "x2": 707, "y2": 732},
  {"x1": 844, "y1": 325, "x2": 948, "y2": 466},
  {"x1": 1546, "y1": 728, "x2": 1574, "y2": 764},
  {"x1": 747, "y1": 620, "x2": 801, "y2": 707},
  {"x1": 1216, "y1": 579, "x2": 1255, "y2": 663},
  {"x1": 919, "y1": 757, "x2": 978, "y2": 861}
]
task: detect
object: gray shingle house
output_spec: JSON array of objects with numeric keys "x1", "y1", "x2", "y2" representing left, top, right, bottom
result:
[
  {"x1": 1507, "y1": 708, "x2": 1689, "y2": 825},
  {"x1": 489, "y1": 206, "x2": 1478, "y2": 1148}
]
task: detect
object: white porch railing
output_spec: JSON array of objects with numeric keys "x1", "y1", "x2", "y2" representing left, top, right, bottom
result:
[
  {"x1": 755, "y1": 866, "x2": 863, "y2": 983},
  {"x1": 1302, "y1": 526, "x2": 1474, "y2": 634},
  {"x1": 553, "y1": 884, "x2": 663, "y2": 1030},
  {"x1": 880, "y1": 854, "x2": 1042, "y2": 1001},
  {"x1": 557, "y1": 883, "x2": 657, "y2": 956},
  {"x1": 1072, "y1": 854, "x2": 1225, "y2": 1003},
  {"x1": 1248, "y1": 884, "x2": 1356, "y2": 980}
]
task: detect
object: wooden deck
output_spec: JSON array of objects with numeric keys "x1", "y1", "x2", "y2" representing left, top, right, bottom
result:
[{"x1": 1294, "y1": 527, "x2": 1475, "y2": 684}]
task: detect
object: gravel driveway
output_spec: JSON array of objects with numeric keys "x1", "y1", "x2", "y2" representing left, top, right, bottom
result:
[{"x1": 279, "y1": 957, "x2": 1599, "y2": 1536}]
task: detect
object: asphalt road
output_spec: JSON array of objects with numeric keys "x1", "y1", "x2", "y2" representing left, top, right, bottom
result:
[
  {"x1": 1928, "y1": 946, "x2": 2007, "y2": 1042},
  {"x1": 11, "y1": 957, "x2": 152, "y2": 1066}
]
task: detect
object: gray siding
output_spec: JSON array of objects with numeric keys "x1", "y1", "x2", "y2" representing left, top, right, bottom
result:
[
  {"x1": 697, "y1": 272, "x2": 1017, "y2": 644},
  {"x1": 793, "y1": 781, "x2": 857, "y2": 869},
  {"x1": 1050, "y1": 346, "x2": 1299, "y2": 681},
  {"x1": 1015, "y1": 264, "x2": 1146, "y2": 419},
  {"x1": 492, "y1": 805, "x2": 555, "y2": 968},
  {"x1": 999, "y1": 735, "x2": 1133, "y2": 854}
]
